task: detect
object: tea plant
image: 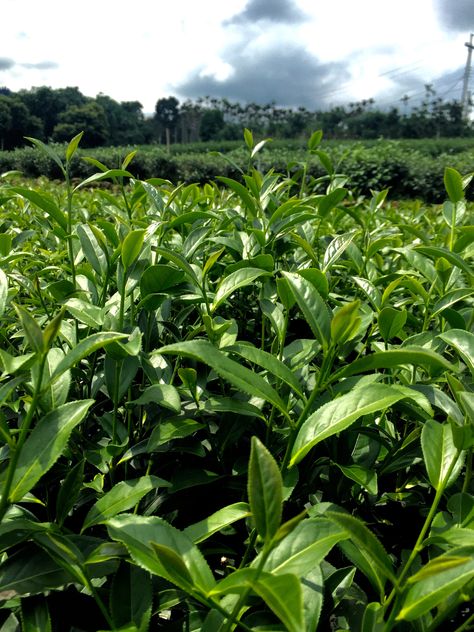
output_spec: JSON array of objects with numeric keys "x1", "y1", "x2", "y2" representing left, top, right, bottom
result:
[{"x1": 0, "y1": 130, "x2": 472, "y2": 631}]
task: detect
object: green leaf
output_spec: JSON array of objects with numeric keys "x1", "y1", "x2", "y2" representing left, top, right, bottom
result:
[
  {"x1": 248, "y1": 436, "x2": 282, "y2": 544},
  {"x1": 378, "y1": 306, "x2": 407, "y2": 341},
  {"x1": 146, "y1": 419, "x2": 204, "y2": 451},
  {"x1": 157, "y1": 340, "x2": 288, "y2": 417},
  {"x1": 65, "y1": 298, "x2": 104, "y2": 329},
  {"x1": 217, "y1": 177, "x2": 257, "y2": 217},
  {"x1": 20, "y1": 595, "x2": 51, "y2": 632},
  {"x1": 322, "y1": 231, "x2": 354, "y2": 271},
  {"x1": 55, "y1": 460, "x2": 84, "y2": 526},
  {"x1": 308, "y1": 130, "x2": 323, "y2": 150},
  {"x1": 261, "y1": 518, "x2": 347, "y2": 576},
  {"x1": 130, "y1": 384, "x2": 181, "y2": 413},
  {"x1": 432, "y1": 288, "x2": 474, "y2": 318},
  {"x1": 228, "y1": 342, "x2": 304, "y2": 398},
  {"x1": 0, "y1": 545, "x2": 73, "y2": 597},
  {"x1": 331, "y1": 300, "x2": 362, "y2": 346},
  {"x1": 140, "y1": 264, "x2": 185, "y2": 297},
  {"x1": 337, "y1": 464, "x2": 378, "y2": 495},
  {"x1": 50, "y1": 332, "x2": 127, "y2": 382},
  {"x1": 330, "y1": 347, "x2": 457, "y2": 383},
  {"x1": 421, "y1": 419, "x2": 464, "y2": 490},
  {"x1": 302, "y1": 567, "x2": 323, "y2": 632},
  {"x1": 439, "y1": 329, "x2": 474, "y2": 376},
  {"x1": 254, "y1": 573, "x2": 304, "y2": 632},
  {"x1": 324, "y1": 509, "x2": 396, "y2": 584},
  {"x1": 122, "y1": 229, "x2": 146, "y2": 271},
  {"x1": 281, "y1": 271, "x2": 331, "y2": 350},
  {"x1": 415, "y1": 245, "x2": 474, "y2": 282},
  {"x1": 25, "y1": 137, "x2": 65, "y2": 177},
  {"x1": 13, "y1": 304, "x2": 44, "y2": 354},
  {"x1": 82, "y1": 475, "x2": 170, "y2": 531},
  {"x1": 211, "y1": 268, "x2": 270, "y2": 312},
  {"x1": 9, "y1": 400, "x2": 94, "y2": 502},
  {"x1": 9, "y1": 187, "x2": 67, "y2": 232},
  {"x1": 184, "y1": 503, "x2": 251, "y2": 544},
  {"x1": 76, "y1": 224, "x2": 108, "y2": 277},
  {"x1": 291, "y1": 384, "x2": 420, "y2": 466},
  {"x1": 107, "y1": 514, "x2": 216, "y2": 593},
  {"x1": 111, "y1": 564, "x2": 152, "y2": 632},
  {"x1": 65, "y1": 132, "x2": 83, "y2": 163},
  {"x1": 397, "y1": 547, "x2": 474, "y2": 621},
  {"x1": 208, "y1": 569, "x2": 304, "y2": 632},
  {"x1": 444, "y1": 167, "x2": 464, "y2": 203},
  {"x1": 74, "y1": 169, "x2": 133, "y2": 191}
]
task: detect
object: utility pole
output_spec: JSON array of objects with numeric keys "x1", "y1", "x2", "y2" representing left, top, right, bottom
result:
[{"x1": 461, "y1": 33, "x2": 474, "y2": 119}]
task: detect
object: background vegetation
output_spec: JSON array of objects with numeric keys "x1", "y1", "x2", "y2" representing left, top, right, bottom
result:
[{"x1": 0, "y1": 84, "x2": 471, "y2": 150}]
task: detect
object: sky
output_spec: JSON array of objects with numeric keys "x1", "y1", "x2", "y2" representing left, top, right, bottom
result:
[{"x1": 1, "y1": 0, "x2": 474, "y2": 114}]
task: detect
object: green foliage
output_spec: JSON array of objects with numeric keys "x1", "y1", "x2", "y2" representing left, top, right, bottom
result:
[{"x1": 0, "y1": 130, "x2": 472, "y2": 631}]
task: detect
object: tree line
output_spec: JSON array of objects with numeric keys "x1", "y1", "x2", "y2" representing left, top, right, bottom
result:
[{"x1": 0, "y1": 84, "x2": 471, "y2": 150}]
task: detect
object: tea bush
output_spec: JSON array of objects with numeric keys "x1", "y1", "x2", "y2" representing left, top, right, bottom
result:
[{"x1": 0, "y1": 130, "x2": 472, "y2": 631}]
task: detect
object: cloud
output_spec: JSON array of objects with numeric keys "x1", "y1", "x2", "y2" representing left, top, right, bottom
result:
[
  {"x1": 226, "y1": 0, "x2": 308, "y2": 24},
  {"x1": 0, "y1": 58, "x2": 15, "y2": 71},
  {"x1": 175, "y1": 43, "x2": 349, "y2": 109},
  {"x1": 435, "y1": 0, "x2": 474, "y2": 31},
  {"x1": 20, "y1": 61, "x2": 59, "y2": 70}
]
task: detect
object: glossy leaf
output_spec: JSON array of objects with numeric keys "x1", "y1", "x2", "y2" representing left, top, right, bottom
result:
[
  {"x1": 107, "y1": 514, "x2": 216, "y2": 593},
  {"x1": 281, "y1": 271, "x2": 331, "y2": 350},
  {"x1": 211, "y1": 267, "x2": 270, "y2": 312},
  {"x1": 248, "y1": 436, "x2": 282, "y2": 544},
  {"x1": 82, "y1": 475, "x2": 170, "y2": 531},
  {"x1": 421, "y1": 419, "x2": 464, "y2": 490},
  {"x1": 122, "y1": 229, "x2": 146, "y2": 271},
  {"x1": 158, "y1": 340, "x2": 288, "y2": 416},
  {"x1": 184, "y1": 503, "x2": 251, "y2": 544},
  {"x1": 397, "y1": 547, "x2": 474, "y2": 621},
  {"x1": 9, "y1": 400, "x2": 93, "y2": 502},
  {"x1": 291, "y1": 384, "x2": 421, "y2": 466}
]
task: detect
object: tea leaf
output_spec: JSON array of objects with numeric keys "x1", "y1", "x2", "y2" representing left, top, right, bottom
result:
[
  {"x1": 158, "y1": 340, "x2": 288, "y2": 416},
  {"x1": 82, "y1": 476, "x2": 170, "y2": 531},
  {"x1": 281, "y1": 271, "x2": 331, "y2": 350},
  {"x1": 9, "y1": 400, "x2": 94, "y2": 502},
  {"x1": 122, "y1": 229, "x2": 146, "y2": 271},
  {"x1": 107, "y1": 514, "x2": 215, "y2": 593},
  {"x1": 439, "y1": 329, "x2": 474, "y2": 376},
  {"x1": 261, "y1": 518, "x2": 347, "y2": 576},
  {"x1": 397, "y1": 548, "x2": 474, "y2": 621},
  {"x1": 248, "y1": 437, "x2": 282, "y2": 544},
  {"x1": 291, "y1": 384, "x2": 420, "y2": 466},
  {"x1": 421, "y1": 419, "x2": 464, "y2": 490},
  {"x1": 184, "y1": 503, "x2": 251, "y2": 544},
  {"x1": 211, "y1": 268, "x2": 270, "y2": 312}
]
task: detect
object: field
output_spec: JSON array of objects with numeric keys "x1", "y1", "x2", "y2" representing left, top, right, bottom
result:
[{"x1": 0, "y1": 130, "x2": 472, "y2": 631}]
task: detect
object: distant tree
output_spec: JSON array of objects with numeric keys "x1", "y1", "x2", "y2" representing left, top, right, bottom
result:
[
  {"x1": 95, "y1": 94, "x2": 145, "y2": 145},
  {"x1": 52, "y1": 102, "x2": 109, "y2": 147},
  {"x1": 0, "y1": 95, "x2": 43, "y2": 149},
  {"x1": 0, "y1": 99, "x2": 12, "y2": 149},
  {"x1": 154, "y1": 96, "x2": 180, "y2": 146},
  {"x1": 19, "y1": 86, "x2": 87, "y2": 139},
  {"x1": 199, "y1": 109, "x2": 225, "y2": 141}
]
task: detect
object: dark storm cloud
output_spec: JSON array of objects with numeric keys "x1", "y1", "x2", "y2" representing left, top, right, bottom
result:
[
  {"x1": 0, "y1": 58, "x2": 15, "y2": 71},
  {"x1": 435, "y1": 0, "x2": 474, "y2": 31},
  {"x1": 226, "y1": 0, "x2": 308, "y2": 24},
  {"x1": 175, "y1": 44, "x2": 349, "y2": 109},
  {"x1": 20, "y1": 61, "x2": 59, "y2": 70}
]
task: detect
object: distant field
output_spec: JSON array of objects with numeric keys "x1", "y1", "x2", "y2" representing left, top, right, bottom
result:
[{"x1": 2, "y1": 136, "x2": 474, "y2": 201}]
